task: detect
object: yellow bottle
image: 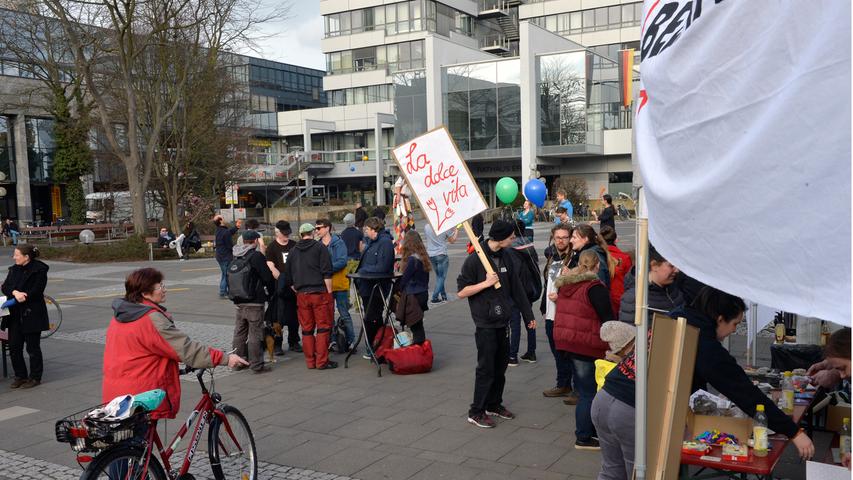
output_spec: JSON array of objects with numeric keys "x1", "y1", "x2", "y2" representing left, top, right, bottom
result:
[
  {"x1": 780, "y1": 371, "x2": 795, "y2": 415},
  {"x1": 753, "y1": 404, "x2": 768, "y2": 457},
  {"x1": 842, "y1": 418, "x2": 851, "y2": 455}
]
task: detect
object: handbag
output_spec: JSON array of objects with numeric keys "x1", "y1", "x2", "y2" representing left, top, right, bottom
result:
[
  {"x1": 384, "y1": 340, "x2": 433, "y2": 375},
  {"x1": 394, "y1": 292, "x2": 424, "y2": 327}
]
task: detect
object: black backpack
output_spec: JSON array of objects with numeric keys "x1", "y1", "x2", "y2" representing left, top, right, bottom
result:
[{"x1": 227, "y1": 254, "x2": 257, "y2": 302}]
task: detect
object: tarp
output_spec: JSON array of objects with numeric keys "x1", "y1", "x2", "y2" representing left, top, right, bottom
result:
[{"x1": 635, "y1": 0, "x2": 851, "y2": 324}]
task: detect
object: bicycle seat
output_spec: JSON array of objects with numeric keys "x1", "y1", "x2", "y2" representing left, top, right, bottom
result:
[{"x1": 132, "y1": 389, "x2": 166, "y2": 412}]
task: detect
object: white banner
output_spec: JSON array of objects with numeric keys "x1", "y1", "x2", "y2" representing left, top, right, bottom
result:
[
  {"x1": 391, "y1": 127, "x2": 488, "y2": 234},
  {"x1": 636, "y1": 1, "x2": 851, "y2": 324}
]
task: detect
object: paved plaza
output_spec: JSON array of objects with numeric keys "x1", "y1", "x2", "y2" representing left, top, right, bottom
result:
[{"x1": 0, "y1": 221, "x2": 824, "y2": 479}]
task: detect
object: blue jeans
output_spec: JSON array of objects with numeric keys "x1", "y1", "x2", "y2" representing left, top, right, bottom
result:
[
  {"x1": 429, "y1": 254, "x2": 449, "y2": 301},
  {"x1": 509, "y1": 307, "x2": 535, "y2": 359},
  {"x1": 333, "y1": 290, "x2": 355, "y2": 345},
  {"x1": 217, "y1": 259, "x2": 230, "y2": 296},
  {"x1": 545, "y1": 320, "x2": 573, "y2": 388},
  {"x1": 9, "y1": 229, "x2": 18, "y2": 245},
  {"x1": 570, "y1": 354, "x2": 597, "y2": 441}
]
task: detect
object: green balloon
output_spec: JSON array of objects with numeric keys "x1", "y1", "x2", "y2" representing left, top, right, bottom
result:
[{"x1": 495, "y1": 177, "x2": 519, "y2": 205}]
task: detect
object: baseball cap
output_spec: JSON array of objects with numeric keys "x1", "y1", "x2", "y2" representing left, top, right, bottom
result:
[
  {"x1": 275, "y1": 220, "x2": 291, "y2": 235},
  {"x1": 242, "y1": 230, "x2": 261, "y2": 241},
  {"x1": 299, "y1": 223, "x2": 315, "y2": 235}
]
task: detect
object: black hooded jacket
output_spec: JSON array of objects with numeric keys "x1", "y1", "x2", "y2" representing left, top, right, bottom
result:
[
  {"x1": 1, "y1": 259, "x2": 49, "y2": 333},
  {"x1": 285, "y1": 238, "x2": 332, "y2": 294}
]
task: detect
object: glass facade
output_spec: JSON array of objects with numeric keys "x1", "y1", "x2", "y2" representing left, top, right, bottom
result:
[
  {"x1": 246, "y1": 57, "x2": 326, "y2": 110},
  {"x1": 0, "y1": 117, "x2": 12, "y2": 182},
  {"x1": 530, "y1": 2, "x2": 642, "y2": 35},
  {"x1": 26, "y1": 118, "x2": 55, "y2": 182},
  {"x1": 393, "y1": 70, "x2": 427, "y2": 143},
  {"x1": 443, "y1": 59, "x2": 521, "y2": 152},
  {"x1": 326, "y1": 40, "x2": 425, "y2": 75},
  {"x1": 324, "y1": 1, "x2": 473, "y2": 39},
  {"x1": 538, "y1": 51, "x2": 588, "y2": 146},
  {"x1": 327, "y1": 85, "x2": 395, "y2": 107}
]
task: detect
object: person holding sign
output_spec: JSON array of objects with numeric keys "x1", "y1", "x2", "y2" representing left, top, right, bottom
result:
[{"x1": 458, "y1": 220, "x2": 535, "y2": 429}]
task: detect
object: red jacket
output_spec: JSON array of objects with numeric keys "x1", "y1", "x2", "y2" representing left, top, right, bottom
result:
[
  {"x1": 607, "y1": 245, "x2": 633, "y2": 315},
  {"x1": 553, "y1": 272, "x2": 609, "y2": 359},
  {"x1": 102, "y1": 299, "x2": 225, "y2": 419}
]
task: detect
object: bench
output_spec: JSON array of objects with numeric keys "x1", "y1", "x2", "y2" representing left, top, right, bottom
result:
[
  {"x1": 145, "y1": 234, "x2": 216, "y2": 261},
  {"x1": 18, "y1": 226, "x2": 57, "y2": 245}
]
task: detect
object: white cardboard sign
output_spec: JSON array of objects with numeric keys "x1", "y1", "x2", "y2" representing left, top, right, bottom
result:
[{"x1": 391, "y1": 127, "x2": 488, "y2": 235}]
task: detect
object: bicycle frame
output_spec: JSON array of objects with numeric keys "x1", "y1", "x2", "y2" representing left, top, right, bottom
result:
[{"x1": 131, "y1": 369, "x2": 244, "y2": 479}]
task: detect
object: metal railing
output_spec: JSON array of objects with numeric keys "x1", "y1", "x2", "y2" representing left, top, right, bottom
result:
[{"x1": 479, "y1": 33, "x2": 510, "y2": 51}]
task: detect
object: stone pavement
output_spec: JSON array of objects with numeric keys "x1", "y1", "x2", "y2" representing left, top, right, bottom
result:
[{"x1": 0, "y1": 220, "x2": 818, "y2": 479}]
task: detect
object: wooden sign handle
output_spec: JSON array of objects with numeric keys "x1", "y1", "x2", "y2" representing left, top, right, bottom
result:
[{"x1": 461, "y1": 221, "x2": 501, "y2": 289}]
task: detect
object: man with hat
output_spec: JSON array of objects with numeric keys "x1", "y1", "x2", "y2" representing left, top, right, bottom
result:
[
  {"x1": 265, "y1": 220, "x2": 301, "y2": 355},
  {"x1": 284, "y1": 223, "x2": 336, "y2": 370},
  {"x1": 457, "y1": 220, "x2": 536, "y2": 428},
  {"x1": 230, "y1": 230, "x2": 274, "y2": 373}
]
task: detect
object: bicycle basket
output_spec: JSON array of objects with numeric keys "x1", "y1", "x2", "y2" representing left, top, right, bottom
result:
[{"x1": 56, "y1": 403, "x2": 150, "y2": 453}]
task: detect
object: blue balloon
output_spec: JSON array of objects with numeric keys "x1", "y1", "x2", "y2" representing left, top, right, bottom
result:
[{"x1": 524, "y1": 179, "x2": 547, "y2": 208}]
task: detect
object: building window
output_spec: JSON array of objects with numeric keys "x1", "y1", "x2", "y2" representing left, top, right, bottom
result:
[
  {"x1": 326, "y1": 40, "x2": 424, "y2": 75},
  {"x1": 532, "y1": 2, "x2": 642, "y2": 35},
  {"x1": 538, "y1": 52, "x2": 587, "y2": 146},
  {"x1": 26, "y1": 118, "x2": 56, "y2": 182}
]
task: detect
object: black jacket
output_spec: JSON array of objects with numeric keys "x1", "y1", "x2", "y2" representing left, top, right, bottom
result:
[
  {"x1": 285, "y1": 239, "x2": 332, "y2": 294},
  {"x1": 681, "y1": 306, "x2": 799, "y2": 438},
  {"x1": 508, "y1": 241, "x2": 541, "y2": 303},
  {"x1": 354, "y1": 207, "x2": 368, "y2": 228},
  {"x1": 231, "y1": 244, "x2": 273, "y2": 304},
  {"x1": 568, "y1": 243, "x2": 610, "y2": 289},
  {"x1": 457, "y1": 240, "x2": 534, "y2": 329},
  {"x1": 215, "y1": 224, "x2": 238, "y2": 262},
  {"x1": 1, "y1": 259, "x2": 49, "y2": 333},
  {"x1": 539, "y1": 244, "x2": 571, "y2": 315}
]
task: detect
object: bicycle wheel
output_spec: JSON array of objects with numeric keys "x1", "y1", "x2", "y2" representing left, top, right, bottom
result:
[
  {"x1": 80, "y1": 445, "x2": 167, "y2": 480},
  {"x1": 208, "y1": 405, "x2": 257, "y2": 480},
  {"x1": 41, "y1": 294, "x2": 62, "y2": 339}
]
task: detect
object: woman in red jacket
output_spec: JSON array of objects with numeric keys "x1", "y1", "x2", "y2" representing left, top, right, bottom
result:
[
  {"x1": 552, "y1": 250, "x2": 613, "y2": 450},
  {"x1": 599, "y1": 226, "x2": 632, "y2": 316},
  {"x1": 102, "y1": 268, "x2": 247, "y2": 419}
]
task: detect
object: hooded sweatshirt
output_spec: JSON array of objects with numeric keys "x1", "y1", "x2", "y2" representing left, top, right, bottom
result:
[
  {"x1": 285, "y1": 238, "x2": 332, "y2": 293},
  {"x1": 103, "y1": 299, "x2": 225, "y2": 419},
  {"x1": 230, "y1": 243, "x2": 273, "y2": 304}
]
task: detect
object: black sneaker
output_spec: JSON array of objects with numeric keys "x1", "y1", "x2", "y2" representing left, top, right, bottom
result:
[
  {"x1": 508, "y1": 357, "x2": 519, "y2": 367},
  {"x1": 467, "y1": 413, "x2": 496, "y2": 428},
  {"x1": 575, "y1": 438, "x2": 601, "y2": 451},
  {"x1": 486, "y1": 406, "x2": 515, "y2": 419},
  {"x1": 318, "y1": 361, "x2": 338, "y2": 370},
  {"x1": 520, "y1": 352, "x2": 537, "y2": 363}
]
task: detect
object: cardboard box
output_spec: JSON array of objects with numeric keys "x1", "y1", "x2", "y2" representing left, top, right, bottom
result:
[
  {"x1": 685, "y1": 411, "x2": 753, "y2": 446},
  {"x1": 825, "y1": 404, "x2": 851, "y2": 432}
]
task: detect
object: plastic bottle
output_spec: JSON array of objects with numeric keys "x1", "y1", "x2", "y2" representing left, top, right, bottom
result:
[
  {"x1": 753, "y1": 404, "x2": 769, "y2": 457},
  {"x1": 842, "y1": 418, "x2": 851, "y2": 455},
  {"x1": 780, "y1": 371, "x2": 795, "y2": 415}
]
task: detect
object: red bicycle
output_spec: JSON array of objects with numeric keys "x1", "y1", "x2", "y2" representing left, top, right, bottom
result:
[{"x1": 57, "y1": 366, "x2": 257, "y2": 480}]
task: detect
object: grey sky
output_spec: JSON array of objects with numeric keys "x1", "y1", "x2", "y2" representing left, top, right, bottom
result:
[{"x1": 242, "y1": 2, "x2": 325, "y2": 70}]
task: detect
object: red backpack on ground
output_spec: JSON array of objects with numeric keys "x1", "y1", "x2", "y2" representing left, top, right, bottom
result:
[{"x1": 383, "y1": 340, "x2": 434, "y2": 375}]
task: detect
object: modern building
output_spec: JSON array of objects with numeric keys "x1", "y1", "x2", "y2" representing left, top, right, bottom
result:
[{"x1": 273, "y1": 0, "x2": 640, "y2": 207}]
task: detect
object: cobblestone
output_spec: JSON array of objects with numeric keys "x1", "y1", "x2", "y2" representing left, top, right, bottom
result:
[{"x1": 0, "y1": 449, "x2": 359, "y2": 480}]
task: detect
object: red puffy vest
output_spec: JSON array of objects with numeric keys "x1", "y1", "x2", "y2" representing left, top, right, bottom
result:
[{"x1": 553, "y1": 272, "x2": 609, "y2": 359}]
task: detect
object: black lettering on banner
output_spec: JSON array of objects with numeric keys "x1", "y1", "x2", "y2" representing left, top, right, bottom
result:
[
  {"x1": 655, "y1": 2, "x2": 695, "y2": 58},
  {"x1": 641, "y1": 2, "x2": 677, "y2": 61}
]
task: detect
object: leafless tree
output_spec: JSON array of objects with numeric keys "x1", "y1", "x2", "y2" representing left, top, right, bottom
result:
[{"x1": 34, "y1": 0, "x2": 288, "y2": 234}]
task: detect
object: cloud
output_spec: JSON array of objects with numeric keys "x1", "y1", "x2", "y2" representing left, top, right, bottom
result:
[{"x1": 240, "y1": 3, "x2": 325, "y2": 70}]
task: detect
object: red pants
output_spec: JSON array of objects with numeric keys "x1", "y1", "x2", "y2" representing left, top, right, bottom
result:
[{"x1": 296, "y1": 292, "x2": 333, "y2": 368}]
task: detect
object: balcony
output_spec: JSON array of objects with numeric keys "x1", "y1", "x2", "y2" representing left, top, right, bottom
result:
[
  {"x1": 480, "y1": 34, "x2": 510, "y2": 54},
  {"x1": 479, "y1": 0, "x2": 508, "y2": 18}
]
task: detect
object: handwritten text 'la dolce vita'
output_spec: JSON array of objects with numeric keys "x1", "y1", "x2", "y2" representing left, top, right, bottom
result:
[{"x1": 405, "y1": 142, "x2": 469, "y2": 231}]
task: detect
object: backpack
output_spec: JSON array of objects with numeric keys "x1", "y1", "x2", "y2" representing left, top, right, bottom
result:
[
  {"x1": 227, "y1": 254, "x2": 257, "y2": 302},
  {"x1": 511, "y1": 248, "x2": 542, "y2": 302}
]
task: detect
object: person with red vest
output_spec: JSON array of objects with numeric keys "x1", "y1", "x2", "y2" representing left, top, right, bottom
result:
[
  {"x1": 552, "y1": 249, "x2": 613, "y2": 450},
  {"x1": 103, "y1": 268, "x2": 248, "y2": 419},
  {"x1": 599, "y1": 226, "x2": 632, "y2": 315}
]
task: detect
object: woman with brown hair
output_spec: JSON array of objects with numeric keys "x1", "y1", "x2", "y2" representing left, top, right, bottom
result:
[
  {"x1": 2, "y1": 244, "x2": 49, "y2": 388},
  {"x1": 569, "y1": 224, "x2": 616, "y2": 289},
  {"x1": 102, "y1": 268, "x2": 247, "y2": 419},
  {"x1": 398, "y1": 231, "x2": 430, "y2": 345},
  {"x1": 552, "y1": 250, "x2": 614, "y2": 450}
]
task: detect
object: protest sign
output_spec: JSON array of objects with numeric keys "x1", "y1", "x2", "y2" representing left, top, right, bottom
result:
[
  {"x1": 391, "y1": 127, "x2": 488, "y2": 235},
  {"x1": 392, "y1": 126, "x2": 497, "y2": 287}
]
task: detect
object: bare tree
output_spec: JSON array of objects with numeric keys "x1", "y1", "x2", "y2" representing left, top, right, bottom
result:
[
  {"x1": 35, "y1": 0, "x2": 288, "y2": 234},
  {"x1": 539, "y1": 53, "x2": 587, "y2": 145}
]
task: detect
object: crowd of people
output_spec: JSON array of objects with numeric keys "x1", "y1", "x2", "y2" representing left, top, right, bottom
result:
[{"x1": 2, "y1": 188, "x2": 845, "y2": 478}]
